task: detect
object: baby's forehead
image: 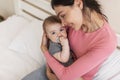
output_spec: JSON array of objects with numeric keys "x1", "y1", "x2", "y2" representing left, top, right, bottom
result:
[
  {"x1": 46, "y1": 23, "x2": 62, "y2": 28},
  {"x1": 46, "y1": 23, "x2": 64, "y2": 31}
]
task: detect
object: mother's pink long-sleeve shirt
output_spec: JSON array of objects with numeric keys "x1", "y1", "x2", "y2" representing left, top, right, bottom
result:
[{"x1": 44, "y1": 21, "x2": 117, "y2": 80}]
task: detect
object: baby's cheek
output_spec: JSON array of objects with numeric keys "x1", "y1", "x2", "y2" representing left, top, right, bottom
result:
[
  {"x1": 61, "y1": 32, "x2": 66, "y2": 36},
  {"x1": 64, "y1": 33, "x2": 67, "y2": 38},
  {"x1": 50, "y1": 37, "x2": 57, "y2": 43}
]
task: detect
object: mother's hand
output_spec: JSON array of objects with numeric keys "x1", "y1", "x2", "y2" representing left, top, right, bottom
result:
[
  {"x1": 41, "y1": 32, "x2": 48, "y2": 53},
  {"x1": 46, "y1": 65, "x2": 58, "y2": 80}
]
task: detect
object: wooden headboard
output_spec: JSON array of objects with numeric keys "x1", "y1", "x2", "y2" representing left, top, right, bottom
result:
[{"x1": 14, "y1": 0, "x2": 55, "y2": 21}]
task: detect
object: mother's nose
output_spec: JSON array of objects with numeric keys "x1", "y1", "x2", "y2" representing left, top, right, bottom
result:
[{"x1": 61, "y1": 19, "x2": 67, "y2": 26}]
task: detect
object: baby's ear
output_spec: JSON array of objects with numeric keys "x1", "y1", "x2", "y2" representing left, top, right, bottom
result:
[
  {"x1": 74, "y1": 0, "x2": 83, "y2": 9},
  {"x1": 46, "y1": 34, "x2": 49, "y2": 38}
]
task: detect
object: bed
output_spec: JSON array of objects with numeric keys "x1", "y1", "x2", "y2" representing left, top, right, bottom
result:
[{"x1": 0, "y1": 0, "x2": 120, "y2": 80}]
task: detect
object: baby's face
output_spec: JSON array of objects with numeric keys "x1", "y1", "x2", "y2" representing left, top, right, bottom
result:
[{"x1": 46, "y1": 23, "x2": 67, "y2": 43}]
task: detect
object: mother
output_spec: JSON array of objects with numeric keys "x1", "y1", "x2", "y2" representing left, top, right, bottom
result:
[{"x1": 41, "y1": 0, "x2": 117, "y2": 80}]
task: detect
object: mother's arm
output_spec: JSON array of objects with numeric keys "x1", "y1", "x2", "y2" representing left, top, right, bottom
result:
[{"x1": 46, "y1": 65, "x2": 58, "y2": 80}]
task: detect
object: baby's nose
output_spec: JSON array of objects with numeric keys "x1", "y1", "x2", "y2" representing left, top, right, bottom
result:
[{"x1": 58, "y1": 32, "x2": 62, "y2": 37}]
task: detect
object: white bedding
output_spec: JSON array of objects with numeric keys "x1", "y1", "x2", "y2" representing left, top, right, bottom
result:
[
  {"x1": 0, "y1": 15, "x2": 45, "y2": 80},
  {"x1": 94, "y1": 48, "x2": 120, "y2": 80},
  {"x1": 0, "y1": 15, "x2": 120, "y2": 80}
]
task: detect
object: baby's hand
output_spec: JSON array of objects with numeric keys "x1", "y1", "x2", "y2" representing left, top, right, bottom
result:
[{"x1": 59, "y1": 36, "x2": 69, "y2": 46}]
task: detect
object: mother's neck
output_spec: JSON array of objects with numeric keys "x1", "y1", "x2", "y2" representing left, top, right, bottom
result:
[{"x1": 82, "y1": 10, "x2": 104, "y2": 33}]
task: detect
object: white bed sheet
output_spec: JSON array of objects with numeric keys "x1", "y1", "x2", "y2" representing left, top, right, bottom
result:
[{"x1": 94, "y1": 48, "x2": 120, "y2": 80}]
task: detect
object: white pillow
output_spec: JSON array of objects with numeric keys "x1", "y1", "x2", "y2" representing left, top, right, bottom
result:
[
  {"x1": 0, "y1": 15, "x2": 30, "y2": 48},
  {"x1": 9, "y1": 19, "x2": 45, "y2": 76}
]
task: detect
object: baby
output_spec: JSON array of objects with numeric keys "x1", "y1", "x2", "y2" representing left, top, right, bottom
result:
[{"x1": 43, "y1": 15, "x2": 83, "y2": 80}]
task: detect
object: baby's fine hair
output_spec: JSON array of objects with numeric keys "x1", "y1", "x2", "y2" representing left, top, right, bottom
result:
[{"x1": 43, "y1": 15, "x2": 61, "y2": 33}]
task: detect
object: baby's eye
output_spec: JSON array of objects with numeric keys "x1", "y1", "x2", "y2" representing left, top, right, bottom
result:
[
  {"x1": 60, "y1": 28, "x2": 65, "y2": 32},
  {"x1": 51, "y1": 32, "x2": 56, "y2": 35}
]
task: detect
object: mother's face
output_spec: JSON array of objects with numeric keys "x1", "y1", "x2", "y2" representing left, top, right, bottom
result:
[{"x1": 54, "y1": 0, "x2": 83, "y2": 31}]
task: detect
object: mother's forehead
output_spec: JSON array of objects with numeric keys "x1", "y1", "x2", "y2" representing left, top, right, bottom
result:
[{"x1": 54, "y1": 6, "x2": 69, "y2": 15}]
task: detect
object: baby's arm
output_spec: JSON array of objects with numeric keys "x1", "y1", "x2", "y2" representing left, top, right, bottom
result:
[{"x1": 53, "y1": 37, "x2": 70, "y2": 63}]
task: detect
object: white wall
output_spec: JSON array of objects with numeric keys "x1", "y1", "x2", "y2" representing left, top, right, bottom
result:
[
  {"x1": 0, "y1": 0, "x2": 14, "y2": 19},
  {"x1": 99, "y1": 0, "x2": 120, "y2": 34}
]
